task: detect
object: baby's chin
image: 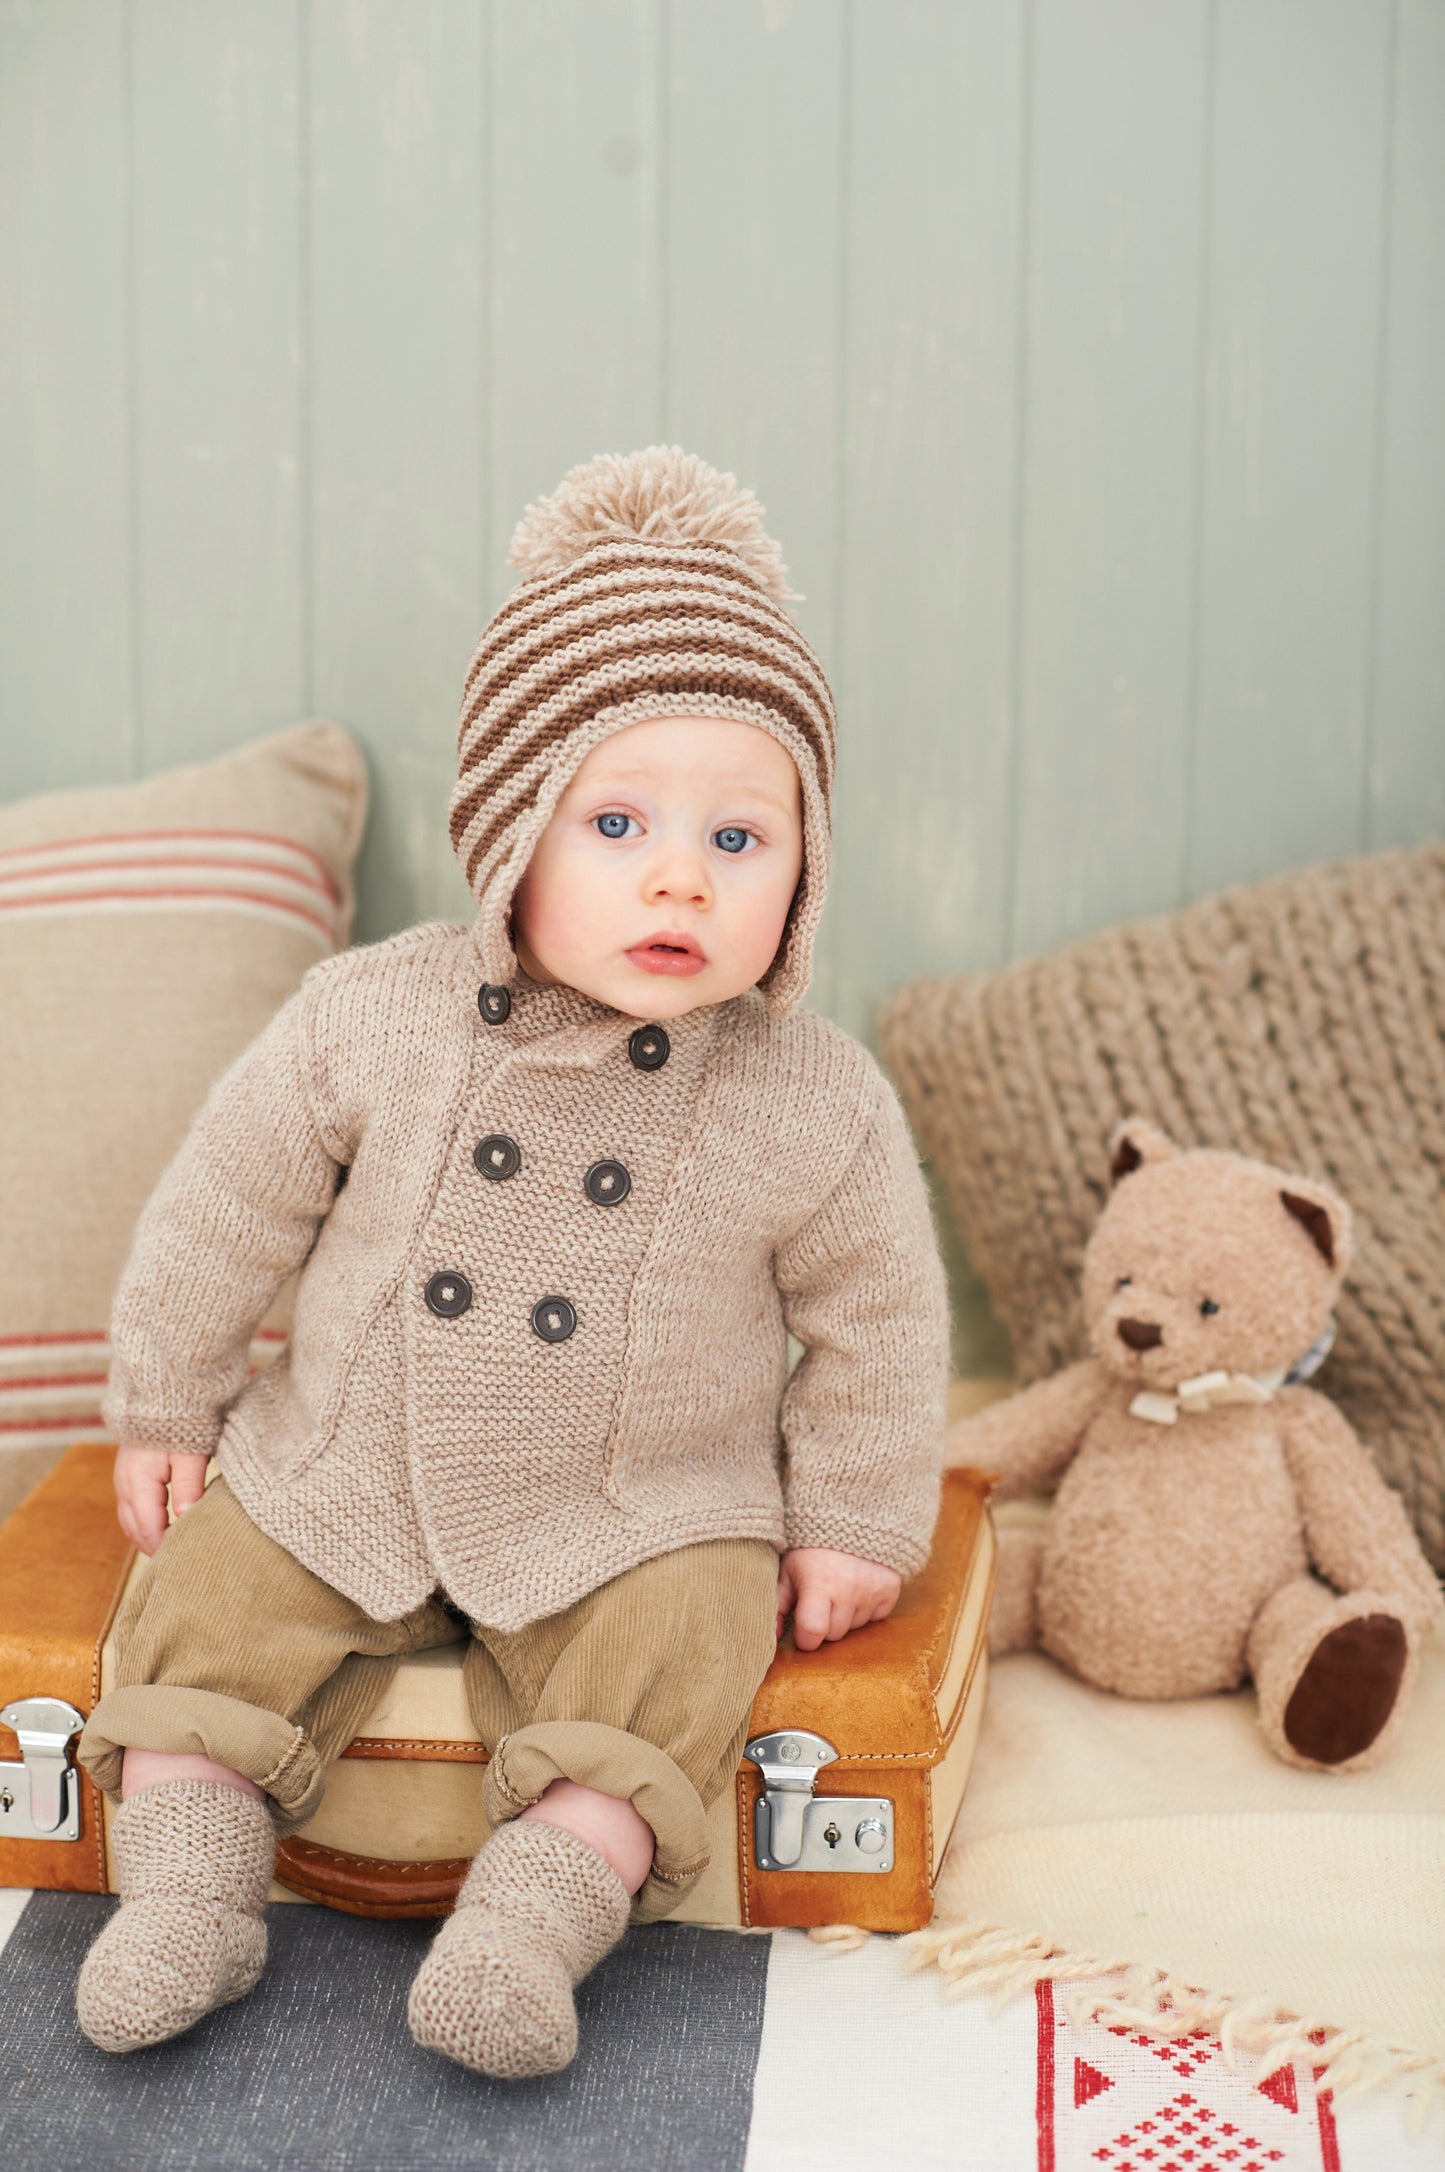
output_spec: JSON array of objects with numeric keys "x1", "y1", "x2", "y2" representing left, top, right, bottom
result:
[{"x1": 542, "y1": 951, "x2": 758, "y2": 1019}]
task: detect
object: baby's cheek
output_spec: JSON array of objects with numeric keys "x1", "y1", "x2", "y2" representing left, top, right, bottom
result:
[
  {"x1": 517, "y1": 849, "x2": 606, "y2": 959},
  {"x1": 727, "y1": 873, "x2": 797, "y2": 973}
]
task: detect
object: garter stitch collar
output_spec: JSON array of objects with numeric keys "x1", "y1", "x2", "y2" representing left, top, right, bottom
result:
[{"x1": 464, "y1": 947, "x2": 729, "y2": 1072}]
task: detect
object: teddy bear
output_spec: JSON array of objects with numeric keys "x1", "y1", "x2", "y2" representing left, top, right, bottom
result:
[{"x1": 949, "y1": 1119, "x2": 1442, "y2": 1771}]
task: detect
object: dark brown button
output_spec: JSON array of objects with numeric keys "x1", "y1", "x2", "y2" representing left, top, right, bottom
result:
[
  {"x1": 628, "y1": 1024, "x2": 670, "y2": 1071},
  {"x1": 425, "y1": 1271, "x2": 472, "y2": 1319},
  {"x1": 584, "y1": 1159, "x2": 631, "y2": 1206},
  {"x1": 478, "y1": 984, "x2": 511, "y2": 1025},
  {"x1": 474, "y1": 1134, "x2": 521, "y2": 1181},
  {"x1": 531, "y1": 1295, "x2": 577, "y2": 1344}
]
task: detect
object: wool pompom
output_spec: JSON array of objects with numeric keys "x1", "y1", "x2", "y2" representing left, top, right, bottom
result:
[{"x1": 508, "y1": 445, "x2": 801, "y2": 607}]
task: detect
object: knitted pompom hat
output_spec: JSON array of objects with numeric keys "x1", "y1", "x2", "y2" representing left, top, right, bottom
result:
[{"x1": 449, "y1": 446, "x2": 836, "y2": 1014}]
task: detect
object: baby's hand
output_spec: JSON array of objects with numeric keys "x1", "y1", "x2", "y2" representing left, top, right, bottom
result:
[
  {"x1": 776, "y1": 1547, "x2": 902, "y2": 1651},
  {"x1": 114, "y1": 1443, "x2": 208, "y2": 1556}
]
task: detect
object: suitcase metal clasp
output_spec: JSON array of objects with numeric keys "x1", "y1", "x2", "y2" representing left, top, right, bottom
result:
[
  {"x1": 0, "y1": 1697, "x2": 85, "y2": 1841},
  {"x1": 744, "y1": 1729, "x2": 894, "y2": 1874}
]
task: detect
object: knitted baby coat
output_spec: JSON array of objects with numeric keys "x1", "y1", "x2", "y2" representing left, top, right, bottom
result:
[{"x1": 100, "y1": 916, "x2": 950, "y2": 1629}]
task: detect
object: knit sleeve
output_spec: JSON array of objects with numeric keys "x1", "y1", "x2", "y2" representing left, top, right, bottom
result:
[
  {"x1": 100, "y1": 978, "x2": 346, "y2": 1457},
  {"x1": 773, "y1": 1080, "x2": 950, "y2": 1578}
]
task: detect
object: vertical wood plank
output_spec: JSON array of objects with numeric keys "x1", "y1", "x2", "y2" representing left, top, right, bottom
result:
[
  {"x1": 0, "y1": 0, "x2": 135, "y2": 797},
  {"x1": 663, "y1": 0, "x2": 846, "y2": 674},
  {"x1": 308, "y1": 0, "x2": 487, "y2": 940},
  {"x1": 830, "y1": 0, "x2": 1026, "y2": 1036},
  {"x1": 1367, "y1": 0, "x2": 1445, "y2": 848},
  {"x1": 130, "y1": 0, "x2": 305, "y2": 774},
  {"x1": 4, "y1": 2, "x2": 1440, "y2": 968},
  {"x1": 1188, "y1": 0, "x2": 1393, "y2": 895},
  {"x1": 486, "y1": 0, "x2": 663, "y2": 594},
  {"x1": 1010, "y1": 0, "x2": 1210, "y2": 957}
]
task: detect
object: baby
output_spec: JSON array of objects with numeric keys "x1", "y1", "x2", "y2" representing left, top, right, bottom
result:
[{"x1": 74, "y1": 447, "x2": 949, "y2": 2079}]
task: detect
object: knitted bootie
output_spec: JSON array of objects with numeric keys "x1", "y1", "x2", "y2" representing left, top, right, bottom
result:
[
  {"x1": 76, "y1": 1780, "x2": 275, "y2": 2053},
  {"x1": 407, "y1": 1817, "x2": 633, "y2": 2079}
]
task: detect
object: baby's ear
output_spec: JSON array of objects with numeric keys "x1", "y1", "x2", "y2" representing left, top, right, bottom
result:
[
  {"x1": 1280, "y1": 1179, "x2": 1352, "y2": 1276},
  {"x1": 1107, "y1": 1117, "x2": 1179, "y2": 1186}
]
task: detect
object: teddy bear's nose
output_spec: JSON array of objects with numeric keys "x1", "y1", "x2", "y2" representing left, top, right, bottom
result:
[{"x1": 1117, "y1": 1317, "x2": 1163, "y2": 1351}]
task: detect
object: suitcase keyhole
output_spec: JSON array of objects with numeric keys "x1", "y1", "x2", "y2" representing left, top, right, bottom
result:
[{"x1": 823, "y1": 1821, "x2": 841, "y2": 1850}]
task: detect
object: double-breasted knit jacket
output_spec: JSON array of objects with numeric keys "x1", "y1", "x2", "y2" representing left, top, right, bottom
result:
[{"x1": 102, "y1": 917, "x2": 950, "y2": 1630}]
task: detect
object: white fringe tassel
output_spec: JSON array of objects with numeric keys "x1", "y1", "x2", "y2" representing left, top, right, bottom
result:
[
  {"x1": 807, "y1": 1918, "x2": 1445, "y2": 2134},
  {"x1": 806, "y1": 1922, "x2": 873, "y2": 1954}
]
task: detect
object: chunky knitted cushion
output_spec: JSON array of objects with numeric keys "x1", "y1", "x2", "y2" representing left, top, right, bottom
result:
[
  {"x1": 880, "y1": 843, "x2": 1445, "y2": 1571},
  {"x1": 0, "y1": 722, "x2": 366, "y2": 1519}
]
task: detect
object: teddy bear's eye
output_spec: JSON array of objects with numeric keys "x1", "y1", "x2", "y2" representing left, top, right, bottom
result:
[
  {"x1": 1116, "y1": 1276, "x2": 1132, "y2": 1289},
  {"x1": 1200, "y1": 1298, "x2": 1220, "y2": 1317}
]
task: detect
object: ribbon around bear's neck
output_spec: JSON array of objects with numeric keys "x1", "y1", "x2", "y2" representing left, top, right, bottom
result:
[{"x1": 1127, "y1": 1319, "x2": 1337, "y2": 1427}]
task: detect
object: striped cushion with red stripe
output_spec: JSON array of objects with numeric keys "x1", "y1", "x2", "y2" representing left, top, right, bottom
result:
[
  {"x1": 0, "y1": 1329, "x2": 289, "y2": 1451},
  {"x1": 0, "y1": 828, "x2": 345, "y2": 947},
  {"x1": 0, "y1": 722, "x2": 367, "y2": 1520}
]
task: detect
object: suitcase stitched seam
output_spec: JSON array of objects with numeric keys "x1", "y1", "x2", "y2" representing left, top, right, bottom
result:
[
  {"x1": 282, "y1": 1839, "x2": 470, "y2": 1874},
  {"x1": 343, "y1": 1736, "x2": 488, "y2": 1759},
  {"x1": 825, "y1": 1500, "x2": 993, "y2": 1765},
  {"x1": 88, "y1": 1531, "x2": 137, "y2": 1893},
  {"x1": 783, "y1": 1476, "x2": 990, "y2": 1765},
  {"x1": 737, "y1": 1768, "x2": 753, "y2": 1928},
  {"x1": 923, "y1": 1490, "x2": 975, "y2": 1737}
]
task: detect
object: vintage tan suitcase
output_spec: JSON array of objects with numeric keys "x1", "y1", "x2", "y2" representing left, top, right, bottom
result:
[{"x1": 1, "y1": 1445, "x2": 994, "y2": 1933}]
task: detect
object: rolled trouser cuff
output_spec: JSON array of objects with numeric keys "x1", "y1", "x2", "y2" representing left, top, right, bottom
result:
[
  {"x1": 78, "y1": 1684, "x2": 326, "y2": 1832},
  {"x1": 482, "y1": 1717, "x2": 709, "y2": 1923}
]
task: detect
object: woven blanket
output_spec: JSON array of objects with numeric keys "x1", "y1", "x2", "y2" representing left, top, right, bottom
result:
[{"x1": 906, "y1": 1569, "x2": 1445, "y2": 2119}]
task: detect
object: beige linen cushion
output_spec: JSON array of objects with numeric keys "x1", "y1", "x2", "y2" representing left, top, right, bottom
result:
[
  {"x1": 880, "y1": 843, "x2": 1445, "y2": 1571},
  {"x1": 0, "y1": 722, "x2": 367, "y2": 1518}
]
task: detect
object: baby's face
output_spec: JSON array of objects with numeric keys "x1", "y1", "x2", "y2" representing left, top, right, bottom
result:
[{"x1": 511, "y1": 715, "x2": 804, "y2": 1018}]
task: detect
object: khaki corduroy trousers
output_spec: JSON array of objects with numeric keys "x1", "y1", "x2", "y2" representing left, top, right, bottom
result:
[{"x1": 78, "y1": 1478, "x2": 779, "y2": 1920}]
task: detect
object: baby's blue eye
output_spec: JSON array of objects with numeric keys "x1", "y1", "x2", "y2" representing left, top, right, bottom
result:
[
  {"x1": 595, "y1": 813, "x2": 635, "y2": 840},
  {"x1": 713, "y1": 826, "x2": 753, "y2": 855}
]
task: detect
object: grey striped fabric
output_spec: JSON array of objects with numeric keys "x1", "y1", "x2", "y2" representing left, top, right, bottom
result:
[
  {"x1": 1, "y1": 1894, "x2": 772, "y2": 2171},
  {"x1": 448, "y1": 449, "x2": 837, "y2": 1016}
]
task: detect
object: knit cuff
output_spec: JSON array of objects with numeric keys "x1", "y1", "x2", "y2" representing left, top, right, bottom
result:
[
  {"x1": 100, "y1": 1402, "x2": 223, "y2": 1458},
  {"x1": 481, "y1": 1718, "x2": 710, "y2": 1924},
  {"x1": 78, "y1": 1684, "x2": 325, "y2": 1832},
  {"x1": 780, "y1": 1506, "x2": 936, "y2": 1582}
]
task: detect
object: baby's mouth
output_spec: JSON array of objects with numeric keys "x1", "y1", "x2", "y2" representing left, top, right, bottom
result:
[{"x1": 625, "y1": 933, "x2": 707, "y2": 977}]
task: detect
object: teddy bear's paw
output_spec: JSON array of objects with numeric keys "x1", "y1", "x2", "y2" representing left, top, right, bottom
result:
[
  {"x1": 1251, "y1": 1580, "x2": 1416, "y2": 1773},
  {"x1": 1282, "y1": 1611, "x2": 1408, "y2": 1766}
]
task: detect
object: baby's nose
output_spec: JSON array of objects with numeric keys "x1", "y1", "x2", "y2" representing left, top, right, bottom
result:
[
  {"x1": 646, "y1": 858, "x2": 710, "y2": 905},
  {"x1": 1117, "y1": 1317, "x2": 1163, "y2": 1352}
]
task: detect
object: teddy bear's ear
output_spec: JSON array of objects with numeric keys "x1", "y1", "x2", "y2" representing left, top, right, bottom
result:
[
  {"x1": 1280, "y1": 1182, "x2": 1350, "y2": 1273},
  {"x1": 1107, "y1": 1118, "x2": 1179, "y2": 1186}
]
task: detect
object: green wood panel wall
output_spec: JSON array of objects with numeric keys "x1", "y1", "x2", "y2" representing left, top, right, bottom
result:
[
  {"x1": 130, "y1": 3, "x2": 307, "y2": 772},
  {"x1": 4, "y1": 0, "x2": 1443, "y2": 1041},
  {"x1": 1189, "y1": 0, "x2": 1395, "y2": 895},
  {"x1": 833, "y1": 1, "x2": 1023, "y2": 1019},
  {"x1": 1010, "y1": 0, "x2": 1208, "y2": 955},
  {"x1": 1, "y1": 0, "x2": 135, "y2": 790},
  {"x1": 1369, "y1": 0, "x2": 1445, "y2": 849},
  {"x1": 308, "y1": 1, "x2": 487, "y2": 933}
]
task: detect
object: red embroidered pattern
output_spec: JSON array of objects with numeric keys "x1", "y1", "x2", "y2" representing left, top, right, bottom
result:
[{"x1": 1036, "y1": 1982, "x2": 1342, "y2": 2172}]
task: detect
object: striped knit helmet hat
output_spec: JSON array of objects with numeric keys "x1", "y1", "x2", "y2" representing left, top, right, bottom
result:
[{"x1": 449, "y1": 446, "x2": 836, "y2": 1014}]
